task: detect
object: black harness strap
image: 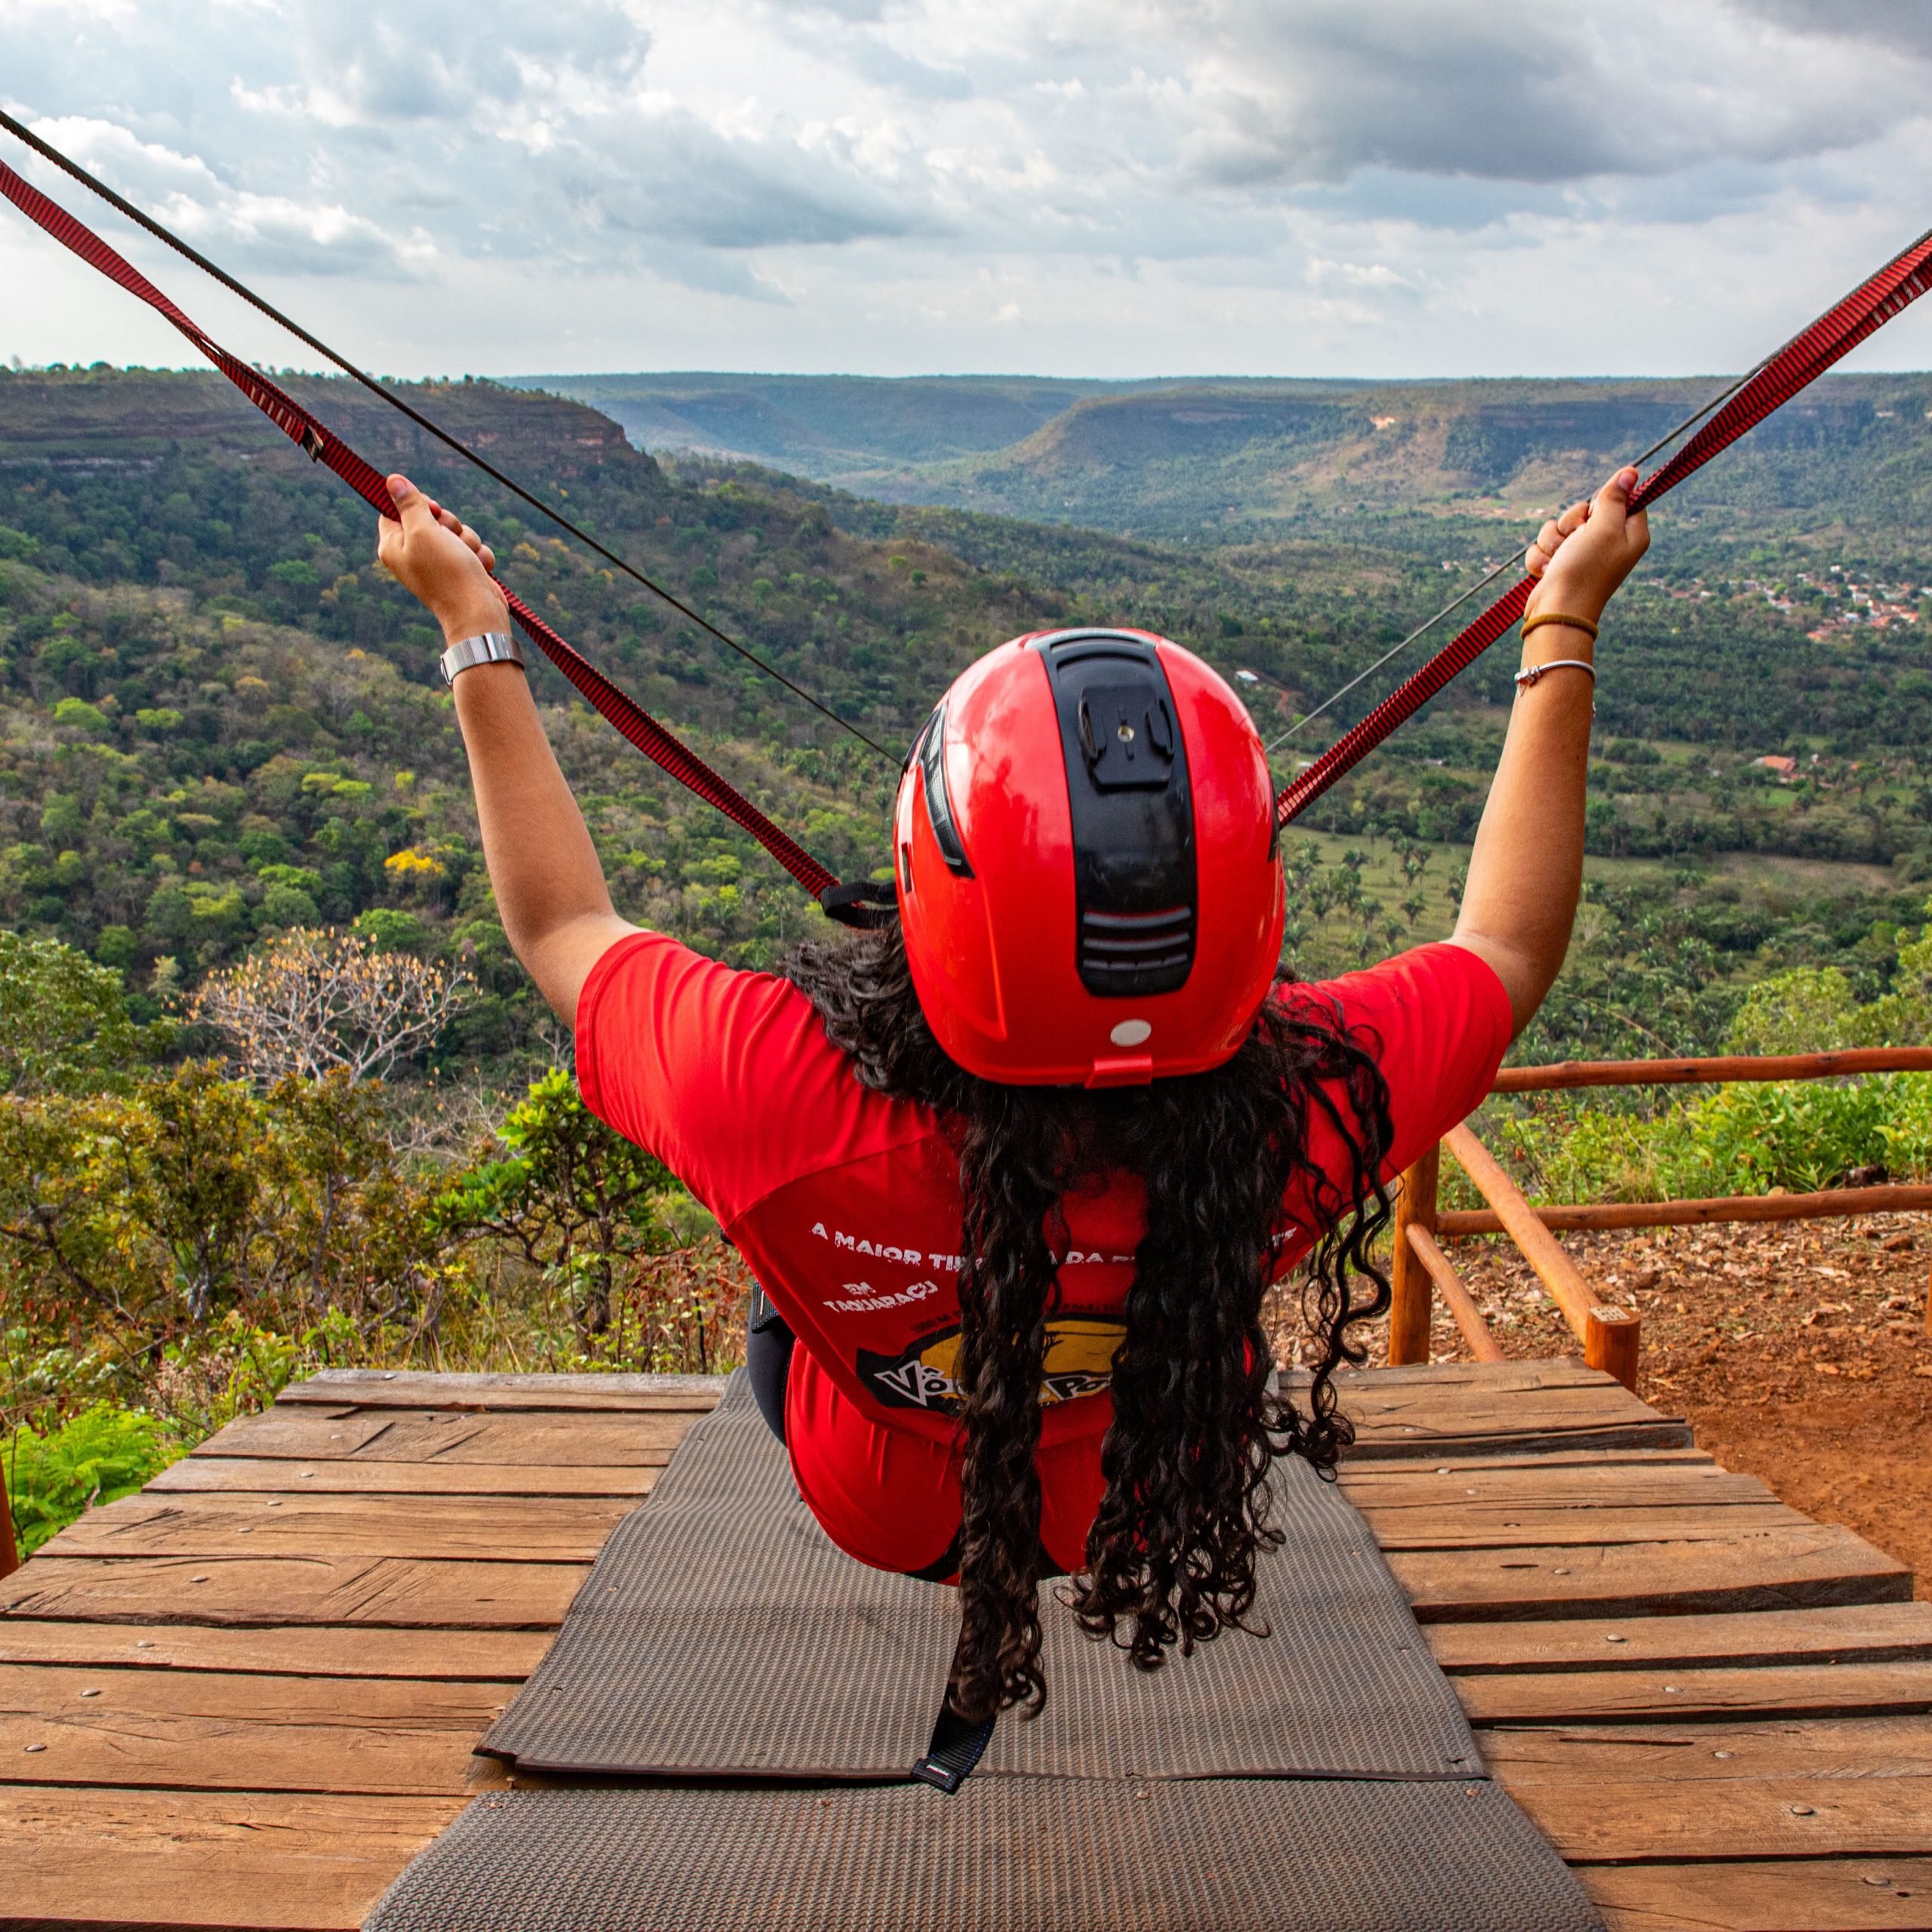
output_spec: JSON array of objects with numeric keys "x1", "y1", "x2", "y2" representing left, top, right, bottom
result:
[{"x1": 911, "y1": 1702, "x2": 998, "y2": 1794}]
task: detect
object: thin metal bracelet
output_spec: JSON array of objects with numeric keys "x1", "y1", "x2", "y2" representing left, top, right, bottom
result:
[{"x1": 1512, "y1": 657, "x2": 1596, "y2": 688}]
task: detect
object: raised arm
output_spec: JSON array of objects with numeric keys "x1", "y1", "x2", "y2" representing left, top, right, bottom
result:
[
  {"x1": 375, "y1": 475, "x2": 635, "y2": 1023},
  {"x1": 1448, "y1": 466, "x2": 1648, "y2": 1038}
]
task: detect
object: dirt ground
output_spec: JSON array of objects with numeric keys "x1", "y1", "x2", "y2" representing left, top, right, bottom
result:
[{"x1": 1387, "y1": 1212, "x2": 1932, "y2": 1589}]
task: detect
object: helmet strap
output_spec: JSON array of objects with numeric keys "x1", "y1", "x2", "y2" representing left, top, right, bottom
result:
[{"x1": 820, "y1": 879, "x2": 901, "y2": 931}]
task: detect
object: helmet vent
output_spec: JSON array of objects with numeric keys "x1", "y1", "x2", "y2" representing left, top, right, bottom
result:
[
  {"x1": 915, "y1": 702, "x2": 972, "y2": 878},
  {"x1": 1032, "y1": 632, "x2": 1199, "y2": 1000},
  {"x1": 1077, "y1": 906, "x2": 1194, "y2": 994}
]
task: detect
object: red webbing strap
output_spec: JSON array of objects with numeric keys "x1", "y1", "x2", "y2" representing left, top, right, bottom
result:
[
  {"x1": 1272, "y1": 577, "x2": 1532, "y2": 825},
  {"x1": 0, "y1": 156, "x2": 841, "y2": 903},
  {"x1": 1276, "y1": 224, "x2": 1932, "y2": 826},
  {"x1": 493, "y1": 587, "x2": 836, "y2": 895}
]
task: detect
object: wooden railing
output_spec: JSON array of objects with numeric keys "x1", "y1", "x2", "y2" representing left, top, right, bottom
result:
[
  {"x1": 0, "y1": 1462, "x2": 14, "y2": 1580},
  {"x1": 1390, "y1": 1046, "x2": 1932, "y2": 1392}
]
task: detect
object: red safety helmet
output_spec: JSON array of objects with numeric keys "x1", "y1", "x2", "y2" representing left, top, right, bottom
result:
[{"x1": 894, "y1": 628, "x2": 1284, "y2": 1087}]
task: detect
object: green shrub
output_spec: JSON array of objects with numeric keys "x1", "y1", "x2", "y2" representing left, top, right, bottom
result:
[
  {"x1": 1480, "y1": 901, "x2": 1932, "y2": 1208},
  {"x1": 352, "y1": 908, "x2": 429, "y2": 951},
  {"x1": 257, "y1": 884, "x2": 323, "y2": 929},
  {"x1": 1682, "y1": 1078, "x2": 1900, "y2": 1193},
  {"x1": 51, "y1": 696, "x2": 110, "y2": 738},
  {"x1": 5, "y1": 1404, "x2": 175, "y2": 1557},
  {"x1": 1724, "y1": 967, "x2": 1862, "y2": 1054},
  {"x1": 1477, "y1": 1072, "x2": 1932, "y2": 1208},
  {"x1": 0, "y1": 930, "x2": 152, "y2": 1095},
  {"x1": 433, "y1": 1068, "x2": 674, "y2": 1338}
]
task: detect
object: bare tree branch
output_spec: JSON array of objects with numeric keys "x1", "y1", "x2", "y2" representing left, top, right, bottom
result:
[{"x1": 192, "y1": 930, "x2": 475, "y2": 1086}]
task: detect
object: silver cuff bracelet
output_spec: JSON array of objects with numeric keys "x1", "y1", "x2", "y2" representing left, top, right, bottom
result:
[{"x1": 439, "y1": 629, "x2": 526, "y2": 685}]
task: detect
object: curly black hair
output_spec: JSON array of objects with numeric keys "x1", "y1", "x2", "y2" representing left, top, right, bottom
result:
[{"x1": 784, "y1": 922, "x2": 1395, "y2": 1724}]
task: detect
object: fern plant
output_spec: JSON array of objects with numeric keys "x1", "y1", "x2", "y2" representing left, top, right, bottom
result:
[{"x1": 5, "y1": 1404, "x2": 175, "y2": 1558}]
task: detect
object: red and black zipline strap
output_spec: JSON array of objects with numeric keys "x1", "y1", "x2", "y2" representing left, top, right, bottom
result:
[
  {"x1": 0, "y1": 109, "x2": 895, "y2": 768},
  {"x1": 0, "y1": 152, "x2": 866, "y2": 909},
  {"x1": 1275, "y1": 222, "x2": 1932, "y2": 828}
]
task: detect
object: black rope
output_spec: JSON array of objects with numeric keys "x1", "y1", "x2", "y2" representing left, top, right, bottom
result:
[{"x1": 0, "y1": 107, "x2": 898, "y2": 766}]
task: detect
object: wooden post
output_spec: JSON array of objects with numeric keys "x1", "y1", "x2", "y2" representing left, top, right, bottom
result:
[
  {"x1": 1585, "y1": 1304, "x2": 1642, "y2": 1395},
  {"x1": 1443, "y1": 1121, "x2": 1641, "y2": 1393},
  {"x1": 1405, "y1": 1223, "x2": 1506, "y2": 1363},
  {"x1": 0, "y1": 1454, "x2": 16, "y2": 1580},
  {"x1": 1924, "y1": 1246, "x2": 1932, "y2": 1340},
  {"x1": 1389, "y1": 1143, "x2": 1439, "y2": 1366}
]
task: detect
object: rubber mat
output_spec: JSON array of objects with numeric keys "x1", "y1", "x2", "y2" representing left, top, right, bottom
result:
[
  {"x1": 481, "y1": 1372, "x2": 1482, "y2": 1782},
  {"x1": 364, "y1": 1779, "x2": 1603, "y2": 1932}
]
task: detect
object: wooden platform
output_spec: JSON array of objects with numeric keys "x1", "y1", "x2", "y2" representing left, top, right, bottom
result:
[{"x1": 1, "y1": 1361, "x2": 1925, "y2": 1932}]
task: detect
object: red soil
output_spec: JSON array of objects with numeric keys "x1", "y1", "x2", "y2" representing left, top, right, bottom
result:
[{"x1": 1394, "y1": 1213, "x2": 1932, "y2": 1588}]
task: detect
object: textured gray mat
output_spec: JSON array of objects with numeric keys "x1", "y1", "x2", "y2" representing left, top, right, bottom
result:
[
  {"x1": 365, "y1": 1780, "x2": 1603, "y2": 1932},
  {"x1": 481, "y1": 1371, "x2": 1482, "y2": 1782}
]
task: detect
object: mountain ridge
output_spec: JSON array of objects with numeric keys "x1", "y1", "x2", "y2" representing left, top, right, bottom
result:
[{"x1": 513, "y1": 370, "x2": 1932, "y2": 554}]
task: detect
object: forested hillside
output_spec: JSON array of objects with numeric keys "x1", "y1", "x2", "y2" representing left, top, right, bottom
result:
[
  {"x1": 6, "y1": 360, "x2": 1932, "y2": 1527},
  {"x1": 522, "y1": 368, "x2": 1932, "y2": 561},
  {"x1": 4, "y1": 362, "x2": 1931, "y2": 1075},
  {"x1": 519, "y1": 371, "x2": 1140, "y2": 475}
]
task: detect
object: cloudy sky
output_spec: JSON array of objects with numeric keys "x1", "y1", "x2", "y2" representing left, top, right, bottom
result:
[{"x1": 5, "y1": 0, "x2": 1932, "y2": 380}]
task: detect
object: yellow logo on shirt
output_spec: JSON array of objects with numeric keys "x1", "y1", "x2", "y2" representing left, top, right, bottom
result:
[{"x1": 857, "y1": 1315, "x2": 1127, "y2": 1414}]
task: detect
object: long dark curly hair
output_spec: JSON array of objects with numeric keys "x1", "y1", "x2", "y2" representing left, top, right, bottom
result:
[{"x1": 785, "y1": 922, "x2": 1395, "y2": 1725}]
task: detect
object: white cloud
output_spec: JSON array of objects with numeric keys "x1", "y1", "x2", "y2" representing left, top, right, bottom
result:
[
  {"x1": 18, "y1": 115, "x2": 433, "y2": 277},
  {"x1": 0, "y1": 0, "x2": 1928, "y2": 377}
]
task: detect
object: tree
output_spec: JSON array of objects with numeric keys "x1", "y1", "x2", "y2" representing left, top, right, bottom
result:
[
  {"x1": 433, "y1": 1069, "x2": 672, "y2": 1337},
  {"x1": 0, "y1": 1062, "x2": 451, "y2": 1333},
  {"x1": 192, "y1": 928, "x2": 472, "y2": 1084},
  {"x1": 0, "y1": 931, "x2": 155, "y2": 1097}
]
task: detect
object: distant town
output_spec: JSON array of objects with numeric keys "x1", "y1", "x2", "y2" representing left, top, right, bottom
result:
[{"x1": 1657, "y1": 565, "x2": 1931, "y2": 640}]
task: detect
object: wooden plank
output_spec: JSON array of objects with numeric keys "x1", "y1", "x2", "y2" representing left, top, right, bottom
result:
[
  {"x1": 0, "y1": 1620, "x2": 549, "y2": 1680},
  {"x1": 191, "y1": 1407, "x2": 691, "y2": 1467},
  {"x1": 266, "y1": 1383, "x2": 714, "y2": 1415},
  {"x1": 279, "y1": 1370, "x2": 725, "y2": 1414},
  {"x1": 1392, "y1": 1524, "x2": 1914, "y2": 1623},
  {"x1": 1341, "y1": 1447, "x2": 1718, "y2": 1478},
  {"x1": 0, "y1": 1783, "x2": 463, "y2": 1930},
  {"x1": 1340, "y1": 1380, "x2": 1673, "y2": 1435},
  {"x1": 1364, "y1": 1502, "x2": 1807, "y2": 1550},
  {"x1": 1482, "y1": 1715, "x2": 1932, "y2": 1781},
  {"x1": 1461, "y1": 1660, "x2": 1932, "y2": 1724},
  {"x1": 0, "y1": 1554, "x2": 585, "y2": 1629},
  {"x1": 148, "y1": 1457, "x2": 659, "y2": 1498},
  {"x1": 1583, "y1": 1859, "x2": 1932, "y2": 1932},
  {"x1": 0, "y1": 1664, "x2": 504, "y2": 1795},
  {"x1": 1430, "y1": 1604, "x2": 1932, "y2": 1676},
  {"x1": 1512, "y1": 1772, "x2": 1932, "y2": 1861},
  {"x1": 1342, "y1": 1463, "x2": 1770, "y2": 1508},
  {"x1": 291, "y1": 1366, "x2": 728, "y2": 1398},
  {"x1": 1346, "y1": 1420, "x2": 1694, "y2": 1462},
  {"x1": 38, "y1": 1493, "x2": 635, "y2": 1564},
  {"x1": 1334, "y1": 1372, "x2": 1694, "y2": 1456},
  {"x1": 1315, "y1": 1360, "x2": 1616, "y2": 1392}
]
